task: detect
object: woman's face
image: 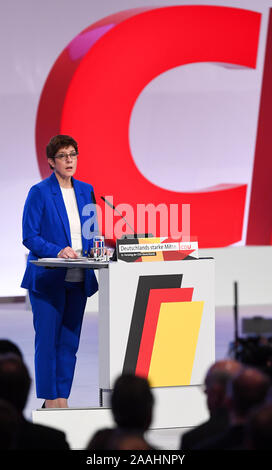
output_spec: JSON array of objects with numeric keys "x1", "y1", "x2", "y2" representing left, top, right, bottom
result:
[{"x1": 48, "y1": 145, "x2": 78, "y2": 179}]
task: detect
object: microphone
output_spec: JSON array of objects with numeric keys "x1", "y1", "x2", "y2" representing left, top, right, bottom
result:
[
  {"x1": 101, "y1": 196, "x2": 136, "y2": 236},
  {"x1": 100, "y1": 196, "x2": 154, "y2": 261}
]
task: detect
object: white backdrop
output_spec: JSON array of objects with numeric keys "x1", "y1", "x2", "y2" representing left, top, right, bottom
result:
[{"x1": 1, "y1": 0, "x2": 272, "y2": 297}]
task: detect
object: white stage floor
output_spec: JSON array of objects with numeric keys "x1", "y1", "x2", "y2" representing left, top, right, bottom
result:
[{"x1": 1, "y1": 301, "x2": 272, "y2": 449}]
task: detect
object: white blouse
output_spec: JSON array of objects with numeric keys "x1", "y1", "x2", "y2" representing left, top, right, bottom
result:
[{"x1": 61, "y1": 187, "x2": 84, "y2": 282}]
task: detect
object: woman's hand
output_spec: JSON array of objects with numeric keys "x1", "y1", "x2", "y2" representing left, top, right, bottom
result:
[{"x1": 58, "y1": 247, "x2": 78, "y2": 259}]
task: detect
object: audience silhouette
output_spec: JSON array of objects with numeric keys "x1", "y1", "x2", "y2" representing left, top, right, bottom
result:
[
  {"x1": 1, "y1": 337, "x2": 272, "y2": 451},
  {"x1": 180, "y1": 359, "x2": 242, "y2": 451},
  {"x1": 244, "y1": 403, "x2": 272, "y2": 450},
  {"x1": 180, "y1": 359, "x2": 243, "y2": 450},
  {"x1": 195, "y1": 366, "x2": 271, "y2": 449},
  {"x1": 0, "y1": 339, "x2": 23, "y2": 360},
  {"x1": 0, "y1": 353, "x2": 70, "y2": 449},
  {"x1": 0, "y1": 398, "x2": 20, "y2": 450},
  {"x1": 86, "y1": 373, "x2": 154, "y2": 450}
]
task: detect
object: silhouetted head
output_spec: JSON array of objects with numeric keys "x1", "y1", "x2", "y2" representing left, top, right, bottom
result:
[
  {"x1": 228, "y1": 366, "x2": 271, "y2": 419},
  {"x1": 111, "y1": 374, "x2": 154, "y2": 432},
  {"x1": 0, "y1": 339, "x2": 23, "y2": 359},
  {"x1": 204, "y1": 359, "x2": 243, "y2": 414}
]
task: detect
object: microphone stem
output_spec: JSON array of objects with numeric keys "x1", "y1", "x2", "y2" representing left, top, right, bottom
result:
[{"x1": 101, "y1": 196, "x2": 136, "y2": 235}]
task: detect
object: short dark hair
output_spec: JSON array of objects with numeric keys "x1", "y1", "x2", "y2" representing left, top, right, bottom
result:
[
  {"x1": 111, "y1": 374, "x2": 154, "y2": 431},
  {"x1": 230, "y1": 367, "x2": 270, "y2": 417},
  {"x1": 0, "y1": 339, "x2": 23, "y2": 360},
  {"x1": 0, "y1": 355, "x2": 31, "y2": 412},
  {"x1": 46, "y1": 135, "x2": 78, "y2": 169}
]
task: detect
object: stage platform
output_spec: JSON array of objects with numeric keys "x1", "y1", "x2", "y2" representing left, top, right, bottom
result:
[{"x1": 1, "y1": 301, "x2": 272, "y2": 449}]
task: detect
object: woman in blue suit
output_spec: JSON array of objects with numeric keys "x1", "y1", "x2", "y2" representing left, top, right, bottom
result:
[{"x1": 21, "y1": 135, "x2": 98, "y2": 408}]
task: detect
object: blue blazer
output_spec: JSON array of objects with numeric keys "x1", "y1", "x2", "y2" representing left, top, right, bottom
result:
[{"x1": 21, "y1": 172, "x2": 98, "y2": 297}]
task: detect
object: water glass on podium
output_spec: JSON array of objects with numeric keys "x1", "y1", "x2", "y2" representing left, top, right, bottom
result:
[{"x1": 91, "y1": 236, "x2": 105, "y2": 260}]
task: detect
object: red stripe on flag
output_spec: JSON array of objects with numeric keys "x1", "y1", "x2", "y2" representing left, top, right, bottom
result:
[{"x1": 135, "y1": 287, "x2": 193, "y2": 378}]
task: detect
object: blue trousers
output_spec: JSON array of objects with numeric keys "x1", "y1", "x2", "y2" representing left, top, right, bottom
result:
[{"x1": 29, "y1": 282, "x2": 87, "y2": 399}]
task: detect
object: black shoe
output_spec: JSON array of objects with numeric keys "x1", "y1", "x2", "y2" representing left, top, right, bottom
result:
[{"x1": 42, "y1": 401, "x2": 46, "y2": 409}]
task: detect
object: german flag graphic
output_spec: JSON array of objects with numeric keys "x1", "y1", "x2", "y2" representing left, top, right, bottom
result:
[{"x1": 122, "y1": 274, "x2": 204, "y2": 387}]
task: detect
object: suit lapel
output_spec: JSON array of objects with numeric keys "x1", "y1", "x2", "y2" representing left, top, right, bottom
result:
[
  {"x1": 50, "y1": 173, "x2": 71, "y2": 245},
  {"x1": 72, "y1": 177, "x2": 88, "y2": 254}
]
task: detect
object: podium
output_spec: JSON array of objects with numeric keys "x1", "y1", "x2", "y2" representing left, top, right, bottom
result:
[
  {"x1": 32, "y1": 256, "x2": 214, "y2": 439},
  {"x1": 98, "y1": 257, "x2": 214, "y2": 428}
]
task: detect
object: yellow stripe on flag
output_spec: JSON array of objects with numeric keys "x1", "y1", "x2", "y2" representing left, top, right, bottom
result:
[{"x1": 148, "y1": 301, "x2": 204, "y2": 387}]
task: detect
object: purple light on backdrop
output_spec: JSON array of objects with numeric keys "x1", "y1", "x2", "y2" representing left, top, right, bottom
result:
[{"x1": 68, "y1": 24, "x2": 115, "y2": 61}]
